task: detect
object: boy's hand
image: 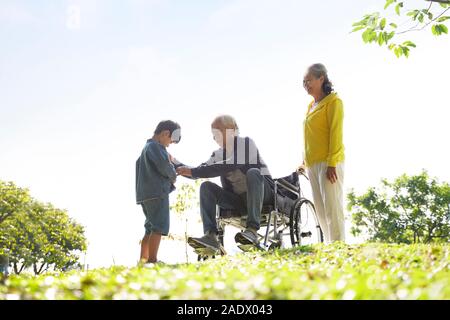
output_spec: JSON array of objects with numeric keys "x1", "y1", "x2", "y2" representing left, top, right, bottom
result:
[{"x1": 176, "y1": 166, "x2": 192, "y2": 177}]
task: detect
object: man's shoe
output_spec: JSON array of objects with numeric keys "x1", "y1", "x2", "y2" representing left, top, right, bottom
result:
[
  {"x1": 188, "y1": 234, "x2": 220, "y2": 253},
  {"x1": 235, "y1": 228, "x2": 259, "y2": 246}
]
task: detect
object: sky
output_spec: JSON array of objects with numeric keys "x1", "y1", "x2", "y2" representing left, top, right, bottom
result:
[{"x1": 1, "y1": 0, "x2": 449, "y2": 268}]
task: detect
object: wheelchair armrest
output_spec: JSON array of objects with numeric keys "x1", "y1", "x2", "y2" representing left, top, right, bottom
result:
[{"x1": 274, "y1": 179, "x2": 299, "y2": 197}]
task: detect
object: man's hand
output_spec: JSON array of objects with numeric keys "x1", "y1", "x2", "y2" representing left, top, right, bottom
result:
[
  {"x1": 326, "y1": 166, "x2": 338, "y2": 184},
  {"x1": 176, "y1": 166, "x2": 192, "y2": 177}
]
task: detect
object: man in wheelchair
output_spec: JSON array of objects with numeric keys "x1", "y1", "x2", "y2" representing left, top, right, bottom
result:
[{"x1": 176, "y1": 115, "x2": 273, "y2": 254}]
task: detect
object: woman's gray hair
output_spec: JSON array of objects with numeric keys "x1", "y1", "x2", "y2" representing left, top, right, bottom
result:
[
  {"x1": 308, "y1": 63, "x2": 334, "y2": 95},
  {"x1": 212, "y1": 115, "x2": 239, "y2": 133}
]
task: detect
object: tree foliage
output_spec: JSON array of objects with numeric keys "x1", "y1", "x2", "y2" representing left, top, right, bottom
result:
[
  {"x1": 0, "y1": 180, "x2": 87, "y2": 275},
  {"x1": 170, "y1": 182, "x2": 200, "y2": 216},
  {"x1": 348, "y1": 170, "x2": 450, "y2": 243},
  {"x1": 352, "y1": 0, "x2": 450, "y2": 57},
  {"x1": 0, "y1": 181, "x2": 31, "y2": 224},
  {"x1": 169, "y1": 181, "x2": 201, "y2": 263}
]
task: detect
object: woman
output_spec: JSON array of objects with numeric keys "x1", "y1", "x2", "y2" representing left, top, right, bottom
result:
[{"x1": 301, "y1": 63, "x2": 345, "y2": 243}]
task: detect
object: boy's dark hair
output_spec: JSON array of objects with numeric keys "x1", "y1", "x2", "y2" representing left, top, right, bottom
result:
[
  {"x1": 154, "y1": 120, "x2": 181, "y2": 143},
  {"x1": 154, "y1": 120, "x2": 180, "y2": 135}
]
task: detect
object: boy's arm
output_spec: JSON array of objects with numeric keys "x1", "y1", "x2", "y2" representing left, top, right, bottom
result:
[
  {"x1": 147, "y1": 143, "x2": 177, "y2": 183},
  {"x1": 168, "y1": 154, "x2": 187, "y2": 169}
]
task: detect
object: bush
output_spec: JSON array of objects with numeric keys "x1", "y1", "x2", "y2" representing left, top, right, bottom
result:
[{"x1": 348, "y1": 170, "x2": 450, "y2": 243}]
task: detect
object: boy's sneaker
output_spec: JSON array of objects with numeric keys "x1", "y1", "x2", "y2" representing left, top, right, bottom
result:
[
  {"x1": 235, "y1": 228, "x2": 259, "y2": 247},
  {"x1": 188, "y1": 233, "x2": 220, "y2": 253},
  {"x1": 143, "y1": 261, "x2": 166, "y2": 268},
  {"x1": 138, "y1": 260, "x2": 166, "y2": 268}
]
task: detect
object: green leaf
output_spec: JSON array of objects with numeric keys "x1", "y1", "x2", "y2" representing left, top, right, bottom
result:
[
  {"x1": 390, "y1": 23, "x2": 398, "y2": 29},
  {"x1": 395, "y1": 2, "x2": 403, "y2": 16},
  {"x1": 432, "y1": 24, "x2": 439, "y2": 35},
  {"x1": 362, "y1": 28, "x2": 377, "y2": 43},
  {"x1": 402, "y1": 41, "x2": 416, "y2": 48},
  {"x1": 380, "y1": 18, "x2": 386, "y2": 30},
  {"x1": 384, "y1": 0, "x2": 396, "y2": 10},
  {"x1": 418, "y1": 14, "x2": 424, "y2": 23},
  {"x1": 386, "y1": 31, "x2": 395, "y2": 42},
  {"x1": 352, "y1": 20, "x2": 367, "y2": 27},
  {"x1": 431, "y1": 24, "x2": 447, "y2": 36},
  {"x1": 407, "y1": 10, "x2": 419, "y2": 19},
  {"x1": 352, "y1": 25, "x2": 366, "y2": 33},
  {"x1": 436, "y1": 16, "x2": 450, "y2": 23},
  {"x1": 378, "y1": 32, "x2": 384, "y2": 46},
  {"x1": 368, "y1": 13, "x2": 380, "y2": 28}
]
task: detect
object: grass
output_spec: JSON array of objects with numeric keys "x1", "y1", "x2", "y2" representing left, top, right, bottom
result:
[{"x1": 1, "y1": 242, "x2": 449, "y2": 300}]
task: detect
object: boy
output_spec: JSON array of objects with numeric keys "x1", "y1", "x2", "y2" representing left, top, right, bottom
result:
[{"x1": 135, "y1": 120, "x2": 181, "y2": 264}]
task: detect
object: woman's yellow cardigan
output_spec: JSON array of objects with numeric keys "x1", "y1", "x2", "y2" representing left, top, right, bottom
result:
[{"x1": 303, "y1": 92, "x2": 345, "y2": 168}]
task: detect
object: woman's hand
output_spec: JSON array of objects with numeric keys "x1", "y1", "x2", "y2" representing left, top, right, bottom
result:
[
  {"x1": 297, "y1": 161, "x2": 306, "y2": 174},
  {"x1": 176, "y1": 166, "x2": 192, "y2": 177},
  {"x1": 297, "y1": 164, "x2": 306, "y2": 174},
  {"x1": 326, "y1": 166, "x2": 338, "y2": 184}
]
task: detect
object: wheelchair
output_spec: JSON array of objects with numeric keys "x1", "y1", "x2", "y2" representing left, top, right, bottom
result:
[{"x1": 195, "y1": 170, "x2": 324, "y2": 260}]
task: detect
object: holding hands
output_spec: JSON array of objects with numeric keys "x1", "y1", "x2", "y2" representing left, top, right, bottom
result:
[
  {"x1": 176, "y1": 166, "x2": 192, "y2": 177},
  {"x1": 167, "y1": 153, "x2": 193, "y2": 178}
]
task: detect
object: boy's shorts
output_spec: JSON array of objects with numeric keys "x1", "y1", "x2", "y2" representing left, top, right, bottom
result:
[{"x1": 141, "y1": 196, "x2": 170, "y2": 236}]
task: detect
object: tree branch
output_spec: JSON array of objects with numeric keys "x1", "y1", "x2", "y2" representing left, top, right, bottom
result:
[
  {"x1": 37, "y1": 262, "x2": 46, "y2": 275},
  {"x1": 396, "y1": 7, "x2": 450, "y2": 34},
  {"x1": 396, "y1": 2, "x2": 433, "y2": 34},
  {"x1": 426, "y1": 0, "x2": 450, "y2": 4}
]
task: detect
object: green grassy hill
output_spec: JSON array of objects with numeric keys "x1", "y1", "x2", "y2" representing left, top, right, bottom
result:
[{"x1": 1, "y1": 243, "x2": 449, "y2": 300}]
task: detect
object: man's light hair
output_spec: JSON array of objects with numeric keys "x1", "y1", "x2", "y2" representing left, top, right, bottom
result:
[{"x1": 212, "y1": 115, "x2": 239, "y2": 133}]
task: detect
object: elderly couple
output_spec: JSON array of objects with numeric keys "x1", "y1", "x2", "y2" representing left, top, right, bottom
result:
[{"x1": 136, "y1": 63, "x2": 345, "y2": 263}]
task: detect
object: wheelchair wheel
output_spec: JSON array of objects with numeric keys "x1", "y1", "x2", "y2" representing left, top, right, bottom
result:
[{"x1": 289, "y1": 198, "x2": 323, "y2": 246}]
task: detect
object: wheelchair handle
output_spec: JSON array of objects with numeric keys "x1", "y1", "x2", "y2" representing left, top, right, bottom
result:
[{"x1": 297, "y1": 168, "x2": 309, "y2": 181}]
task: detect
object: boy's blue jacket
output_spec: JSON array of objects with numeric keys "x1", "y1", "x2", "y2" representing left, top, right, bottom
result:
[{"x1": 135, "y1": 139, "x2": 177, "y2": 204}]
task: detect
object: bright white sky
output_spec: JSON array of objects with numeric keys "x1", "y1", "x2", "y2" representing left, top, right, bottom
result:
[{"x1": 1, "y1": 0, "x2": 449, "y2": 268}]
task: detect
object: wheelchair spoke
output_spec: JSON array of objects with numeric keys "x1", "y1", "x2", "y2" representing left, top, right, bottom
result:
[{"x1": 290, "y1": 198, "x2": 323, "y2": 246}]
